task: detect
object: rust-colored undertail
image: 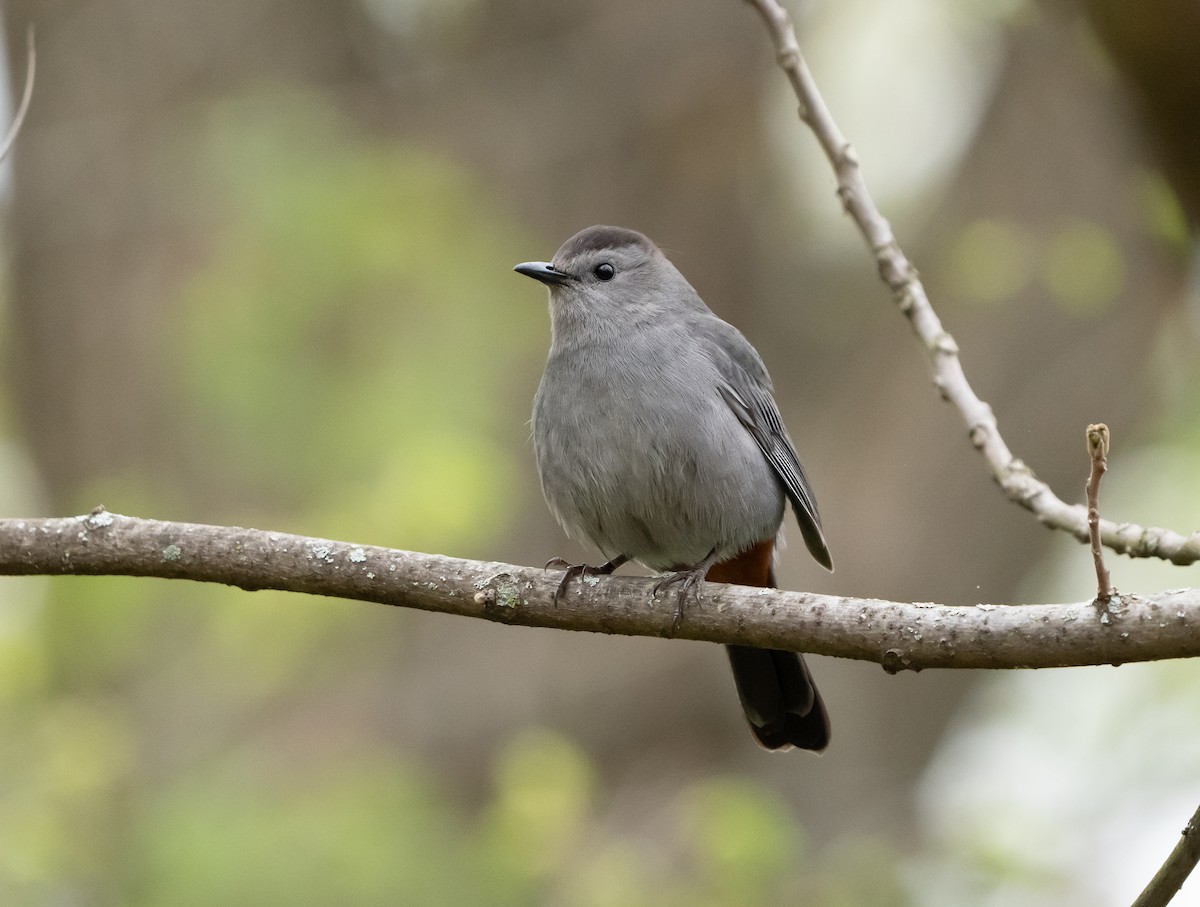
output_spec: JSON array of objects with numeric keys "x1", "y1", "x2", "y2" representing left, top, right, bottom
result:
[{"x1": 707, "y1": 538, "x2": 830, "y2": 752}]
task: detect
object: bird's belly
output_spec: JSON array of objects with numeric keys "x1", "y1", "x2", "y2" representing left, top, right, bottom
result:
[{"x1": 533, "y1": 387, "x2": 784, "y2": 571}]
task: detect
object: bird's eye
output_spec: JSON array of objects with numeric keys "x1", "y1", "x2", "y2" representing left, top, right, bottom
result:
[{"x1": 593, "y1": 263, "x2": 615, "y2": 281}]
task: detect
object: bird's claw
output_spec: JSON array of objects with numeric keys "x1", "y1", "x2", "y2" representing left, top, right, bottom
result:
[
  {"x1": 546, "y1": 557, "x2": 623, "y2": 605},
  {"x1": 653, "y1": 568, "x2": 706, "y2": 635}
]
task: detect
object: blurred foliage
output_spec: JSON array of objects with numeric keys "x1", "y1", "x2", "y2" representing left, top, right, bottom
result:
[
  {"x1": 944, "y1": 214, "x2": 1131, "y2": 313},
  {"x1": 171, "y1": 86, "x2": 542, "y2": 551},
  {"x1": 679, "y1": 776, "x2": 804, "y2": 903},
  {"x1": 123, "y1": 727, "x2": 908, "y2": 906},
  {"x1": 945, "y1": 217, "x2": 1037, "y2": 306},
  {"x1": 1040, "y1": 217, "x2": 1124, "y2": 313},
  {"x1": 1133, "y1": 168, "x2": 1190, "y2": 252},
  {"x1": 1, "y1": 712, "x2": 906, "y2": 905},
  {"x1": 473, "y1": 729, "x2": 596, "y2": 899},
  {"x1": 130, "y1": 754, "x2": 476, "y2": 906}
]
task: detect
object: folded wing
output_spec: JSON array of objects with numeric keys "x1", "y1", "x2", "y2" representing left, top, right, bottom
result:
[{"x1": 698, "y1": 316, "x2": 833, "y2": 571}]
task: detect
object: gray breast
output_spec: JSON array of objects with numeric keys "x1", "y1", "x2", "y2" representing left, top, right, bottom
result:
[{"x1": 532, "y1": 341, "x2": 785, "y2": 571}]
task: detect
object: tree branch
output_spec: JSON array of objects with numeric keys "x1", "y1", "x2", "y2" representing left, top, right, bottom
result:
[
  {"x1": 1131, "y1": 800, "x2": 1200, "y2": 907},
  {"x1": 742, "y1": 0, "x2": 1200, "y2": 566},
  {"x1": 2, "y1": 511, "x2": 1199, "y2": 672}
]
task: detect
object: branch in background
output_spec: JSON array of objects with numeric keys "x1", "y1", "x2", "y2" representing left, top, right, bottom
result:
[
  {"x1": 742, "y1": 0, "x2": 1200, "y2": 566},
  {"x1": 0, "y1": 25, "x2": 35, "y2": 164},
  {"x1": 1087, "y1": 423, "x2": 1115, "y2": 605},
  {"x1": 743, "y1": 5, "x2": 1199, "y2": 901},
  {"x1": 2, "y1": 512, "x2": 1200, "y2": 672},
  {"x1": 1131, "y1": 801, "x2": 1200, "y2": 907}
]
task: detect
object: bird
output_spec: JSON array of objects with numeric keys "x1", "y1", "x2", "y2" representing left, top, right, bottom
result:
[{"x1": 515, "y1": 225, "x2": 832, "y2": 752}]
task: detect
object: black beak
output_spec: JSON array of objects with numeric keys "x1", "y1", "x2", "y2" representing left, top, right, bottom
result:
[{"x1": 514, "y1": 261, "x2": 574, "y2": 287}]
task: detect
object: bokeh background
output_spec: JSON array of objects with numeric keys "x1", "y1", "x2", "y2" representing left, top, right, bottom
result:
[{"x1": 1, "y1": 0, "x2": 1199, "y2": 904}]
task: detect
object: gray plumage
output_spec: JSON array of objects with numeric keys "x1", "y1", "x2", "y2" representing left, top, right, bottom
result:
[{"x1": 516, "y1": 225, "x2": 832, "y2": 752}]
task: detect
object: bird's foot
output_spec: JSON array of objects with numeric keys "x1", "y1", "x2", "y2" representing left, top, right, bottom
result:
[
  {"x1": 545, "y1": 555, "x2": 627, "y2": 604},
  {"x1": 652, "y1": 568, "x2": 706, "y2": 634},
  {"x1": 653, "y1": 548, "x2": 721, "y2": 635}
]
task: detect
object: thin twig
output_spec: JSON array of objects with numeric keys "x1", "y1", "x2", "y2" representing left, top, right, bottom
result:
[
  {"x1": 0, "y1": 25, "x2": 35, "y2": 164},
  {"x1": 1, "y1": 511, "x2": 1199, "y2": 671},
  {"x1": 1131, "y1": 801, "x2": 1200, "y2": 907},
  {"x1": 742, "y1": 0, "x2": 1200, "y2": 566},
  {"x1": 1086, "y1": 423, "x2": 1114, "y2": 604}
]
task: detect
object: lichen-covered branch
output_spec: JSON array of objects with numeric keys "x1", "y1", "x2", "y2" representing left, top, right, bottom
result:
[
  {"x1": 742, "y1": 0, "x2": 1200, "y2": 566},
  {"x1": 2, "y1": 511, "x2": 1198, "y2": 672}
]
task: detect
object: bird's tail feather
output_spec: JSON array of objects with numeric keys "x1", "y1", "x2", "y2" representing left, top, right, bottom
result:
[{"x1": 708, "y1": 540, "x2": 830, "y2": 753}]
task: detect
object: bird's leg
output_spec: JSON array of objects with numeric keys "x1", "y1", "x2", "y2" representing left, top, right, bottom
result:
[
  {"x1": 653, "y1": 547, "x2": 722, "y2": 635},
  {"x1": 545, "y1": 554, "x2": 629, "y2": 604}
]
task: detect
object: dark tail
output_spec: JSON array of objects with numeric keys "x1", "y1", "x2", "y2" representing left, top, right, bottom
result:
[
  {"x1": 708, "y1": 539, "x2": 830, "y2": 753},
  {"x1": 725, "y1": 645, "x2": 830, "y2": 752}
]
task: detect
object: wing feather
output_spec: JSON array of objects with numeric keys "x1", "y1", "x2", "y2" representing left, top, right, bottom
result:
[{"x1": 700, "y1": 317, "x2": 833, "y2": 571}]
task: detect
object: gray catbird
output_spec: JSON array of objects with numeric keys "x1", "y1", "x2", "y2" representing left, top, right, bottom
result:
[{"x1": 515, "y1": 225, "x2": 832, "y2": 752}]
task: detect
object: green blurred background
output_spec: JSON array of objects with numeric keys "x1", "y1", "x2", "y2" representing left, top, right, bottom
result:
[{"x1": 1, "y1": 0, "x2": 1199, "y2": 904}]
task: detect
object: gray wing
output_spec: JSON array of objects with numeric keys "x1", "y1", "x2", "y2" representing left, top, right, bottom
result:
[{"x1": 698, "y1": 317, "x2": 833, "y2": 571}]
